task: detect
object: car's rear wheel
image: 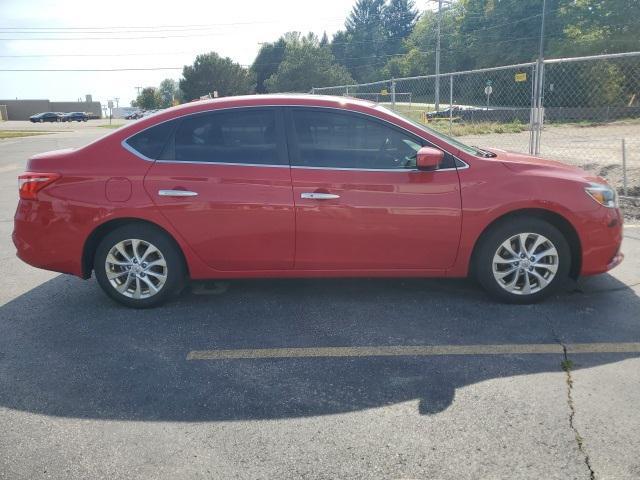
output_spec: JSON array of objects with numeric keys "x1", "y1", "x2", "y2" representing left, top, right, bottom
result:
[
  {"x1": 94, "y1": 225, "x2": 185, "y2": 308},
  {"x1": 475, "y1": 217, "x2": 571, "y2": 303}
]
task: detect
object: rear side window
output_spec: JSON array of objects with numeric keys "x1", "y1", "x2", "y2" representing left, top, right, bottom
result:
[
  {"x1": 124, "y1": 121, "x2": 175, "y2": 160},
  {"x1": 171, "y1": 109, "x2": 285, "y2": 165}
]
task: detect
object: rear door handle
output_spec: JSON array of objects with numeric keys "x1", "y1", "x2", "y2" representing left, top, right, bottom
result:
[
  {"x1": 158, "y1": 189, "x2": 198, "y2": 197},
  {"x1": 300, "y1": 192, "x2": 340, "y2": 200}
]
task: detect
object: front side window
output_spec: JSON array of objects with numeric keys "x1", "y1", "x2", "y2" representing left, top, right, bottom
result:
[
  {"x1": 290, "y1": 109, "x2": 425, "y2": 170},
  {"x1": 172, "y1": 109, "x2": 283, "y2": 165}
]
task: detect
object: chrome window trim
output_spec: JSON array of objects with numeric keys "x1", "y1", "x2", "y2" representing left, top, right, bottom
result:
[
  {"x1": 121, "y1": 138, "x2": 155, "y2": 162},
  {"x1": 120, "y1": 104, "x2": 470, "y2": 172},
  {"x1": 154, "y1": 159, "x2": 290, "y2": 169},
  {"x1": 292, "y1": 165, "x2": 420, "y2": 172}
]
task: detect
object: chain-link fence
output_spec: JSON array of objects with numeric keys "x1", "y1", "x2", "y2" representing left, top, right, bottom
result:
[{"x1": 312, "y1": 51, "x2": 640, "y2": 200}]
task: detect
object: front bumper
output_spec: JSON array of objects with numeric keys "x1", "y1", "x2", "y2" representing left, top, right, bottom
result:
[{"x1": 579, "y1": 207, "x2": 624, "y2": 276}]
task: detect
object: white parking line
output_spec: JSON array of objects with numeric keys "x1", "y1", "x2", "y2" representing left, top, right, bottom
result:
[{"x1": 187, "y1": 342, "x2": 640, "y2": 360}]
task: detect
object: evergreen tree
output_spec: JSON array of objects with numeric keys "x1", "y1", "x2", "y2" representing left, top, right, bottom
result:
[
  {"x1": 382, "y1": 0, "x2": 418, "y2": 55},
  {"x1": 251, "y1": 37, "x2": 287, "y2": 94}
]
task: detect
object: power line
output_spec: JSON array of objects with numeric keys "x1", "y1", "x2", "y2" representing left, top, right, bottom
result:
[
  {"x1": 0, "y1": 67, "x2": 183, "y2": 72},
  {"x1": 0, "y1": 32, "x2": 626, "y2": 73},
  {"x1": 0, "y1": 51, "x2": 193, "y2": 58},
  {"x1": 0, "y1": 8, "x2": 559, "y2": 43},
  {"x1": 0, "y1": 23, "x2": 344, "y2": 41},
  {"x1": 0, "y1": 17, "x2": 346, "y2": 31}
]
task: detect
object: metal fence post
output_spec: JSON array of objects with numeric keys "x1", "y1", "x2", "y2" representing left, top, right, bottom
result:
[
  {"x1": 391, "y1": 79, "x2": 396, "y2": 110},
  {"x1": 529, "y1": 61, "x2": 543, "y2": 155},
  {"x1": 534, "y1": 60, "x2": 545, "y2": 155},
  {"x1": 449, "y1": 74, "x2": 453, "y2": 136},
  {"x1": 622, "y1": 138, "x2": 628, "y2": 196},
  {"x1": 311, "y1": 87, "x2": 315, "y2": 95}
]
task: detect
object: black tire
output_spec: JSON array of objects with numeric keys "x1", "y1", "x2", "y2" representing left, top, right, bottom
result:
[
  {"x1": 474, "y1": 217, "x2": 571, "y2": 304},
  {"x1": 94, "y1": 224, "x2": 186, "y2": 308}
]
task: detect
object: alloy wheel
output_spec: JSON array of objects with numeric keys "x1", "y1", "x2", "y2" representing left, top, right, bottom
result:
[
  {"x1": 492, "y1": 232, "x2": 559, "y2": 296},
  {"x1": 105, "y1": 239, "x2": 168, "y2": 299}
]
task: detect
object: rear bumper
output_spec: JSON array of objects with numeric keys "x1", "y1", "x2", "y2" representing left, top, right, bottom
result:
[{"x1": 13, "y1": 200, "x2": 84, "y2": 277}]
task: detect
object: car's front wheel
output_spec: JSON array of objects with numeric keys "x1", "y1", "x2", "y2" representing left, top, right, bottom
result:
[
  {"x1": 94, "y1": 225, "x2": 186, "y2": 308},
  {"x1": 475, "y1": 217, "x2": 571, "y2": 303}
]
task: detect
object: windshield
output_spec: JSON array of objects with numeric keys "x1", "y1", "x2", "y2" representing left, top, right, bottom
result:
[{"x1": 376, "y1": 105, "x2": 487, "y2": 157}]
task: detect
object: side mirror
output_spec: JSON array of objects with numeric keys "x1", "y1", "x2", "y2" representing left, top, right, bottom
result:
[{"x1": 416, "y1": 146, "x2": 444, "y2": 171}]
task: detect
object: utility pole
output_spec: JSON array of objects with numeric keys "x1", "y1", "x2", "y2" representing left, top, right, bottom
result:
[
  {"x1": 431, "y1": 0, "x2": 451, "y2": 111},
  {"x1": 435, "y1": 0, "x2": 442, "y2": 111},
  {"x1": 114, "y1": 97, "x2": 120, "y2": 108},
  {"x1": 134, "y1": 86, "x2": 142, "y2": 95}
]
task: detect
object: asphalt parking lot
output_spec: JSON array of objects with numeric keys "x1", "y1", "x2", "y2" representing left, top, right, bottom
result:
[{"x1": 1, "y1": 123, "x2": 639, "y2": 480}]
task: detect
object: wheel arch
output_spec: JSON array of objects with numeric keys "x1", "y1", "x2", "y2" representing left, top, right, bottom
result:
[
  {"x1": 81, "y1": 217, "x2": 189, "y2": 278},
  {"x1": 469, "y1": 208, "x2": 582, "y2": 280}
]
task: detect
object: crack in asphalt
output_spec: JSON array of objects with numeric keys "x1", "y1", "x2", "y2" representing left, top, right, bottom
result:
[
  {"x1": 543, "y1": 312, "x2": 596, "y2": 480},
  {"x1": 561, "y1": 344, "x2": 596, "y2": 480}
]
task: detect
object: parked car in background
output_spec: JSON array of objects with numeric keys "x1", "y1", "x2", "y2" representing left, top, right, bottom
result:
[
  {"x1": 61, "y1": 112, "x2": 89, "y2": 122},
  {"x1": 13, "y1": 94, "x2": 623, "y2": 308},
  {"x1": 29, "y1": 112, "x2": 61, "y2": 123},
  {"x1": 426, "y1": 106, "x2": 487, "y2": 119},
  {"x1": 125, "y1": 111, "x2": 143, "y2": 120}
]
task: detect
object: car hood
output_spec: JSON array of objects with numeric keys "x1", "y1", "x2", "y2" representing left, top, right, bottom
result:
[{"x1": 484, "y1": 147, "x2": 607, "y2": 184}]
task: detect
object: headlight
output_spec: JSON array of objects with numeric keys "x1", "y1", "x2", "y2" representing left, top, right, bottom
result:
[{"x1": 585, "y1": 183, "x2": 618, "y2": 208}]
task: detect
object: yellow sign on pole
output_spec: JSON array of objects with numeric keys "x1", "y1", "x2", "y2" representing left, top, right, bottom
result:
[{"x1": 515, "y1": 72, "x2": 527, "y2": 82}]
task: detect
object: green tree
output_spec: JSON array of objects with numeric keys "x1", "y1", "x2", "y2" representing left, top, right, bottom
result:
[
  {"x1": 132, "y1": 87, "x2": 161, "y2": 109},
  {"x1": 334, "y1": 0, "x2": 387, "y2": 82},
  {"x1": 265, "y1": 33, "x2": 354, "y2": 92},
  {"x1": 157, "y1": 78, "x2": 179, "y2": 108},
  {"x1": 251, "y1": 37, "x2": 287, "y2": 94},
  {"x1": 179, "y1": 52, "x2": 254, "y2": 101},
  {"x1": 382, "y1": 47, "x2": 428, "y2": 77},
  {"x1": 552, "y1": 0, "x2": 640, "y2": 56},
  {"x1": 319, "y1": 31, "x2": 329, "y2": 47},
  {"x1": 382, "y1": 0, "x2": 418, "y2": 55}
]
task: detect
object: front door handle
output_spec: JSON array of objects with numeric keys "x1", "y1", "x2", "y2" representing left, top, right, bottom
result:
[
  {"x1": 300, "y1": 192, "x2": 340, "y2": 200},
  {"x1": 158, "y1": 189, "x2": 198, "y2": 197}
]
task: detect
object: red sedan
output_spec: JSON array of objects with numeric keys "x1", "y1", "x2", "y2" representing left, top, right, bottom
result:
[{"x1": 13, "y1": 95, "x2": 623, "y2": 307}]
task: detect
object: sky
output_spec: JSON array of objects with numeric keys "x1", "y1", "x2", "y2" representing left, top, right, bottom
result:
[{"x1": 0, "y1": 0, "x2": 359, "y2": 108}]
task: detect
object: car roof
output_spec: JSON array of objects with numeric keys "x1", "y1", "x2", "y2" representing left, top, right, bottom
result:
[{"x1": 169, "y1": 93, "x2": 377, "y2": 115}]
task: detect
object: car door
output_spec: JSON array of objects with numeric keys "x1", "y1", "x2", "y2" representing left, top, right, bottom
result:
[
  {"x1": 286, "y1": 107, "x2": 462, "y2": 271},
  {"x1": 138, "y1": 107, "x2": 295, "y2": 271}
]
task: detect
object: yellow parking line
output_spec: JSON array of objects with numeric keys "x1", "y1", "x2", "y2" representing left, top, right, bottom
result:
[{"x1": 187, "y1": 342, "x2": 640, "y2": 360}]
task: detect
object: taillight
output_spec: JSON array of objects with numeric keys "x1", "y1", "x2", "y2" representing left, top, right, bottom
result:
[{"x1": 18, "y1": 172, "x2": 60, "y2": 200}]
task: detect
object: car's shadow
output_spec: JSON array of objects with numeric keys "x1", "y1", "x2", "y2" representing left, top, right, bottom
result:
[{"x1": 0, "y1": 274, "x2": 638, "y2": 421}]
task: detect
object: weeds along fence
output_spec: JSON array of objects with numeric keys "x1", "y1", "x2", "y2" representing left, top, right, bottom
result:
[{"x1": 311, "y1": 51, "x2": 640, "y2": 199}]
